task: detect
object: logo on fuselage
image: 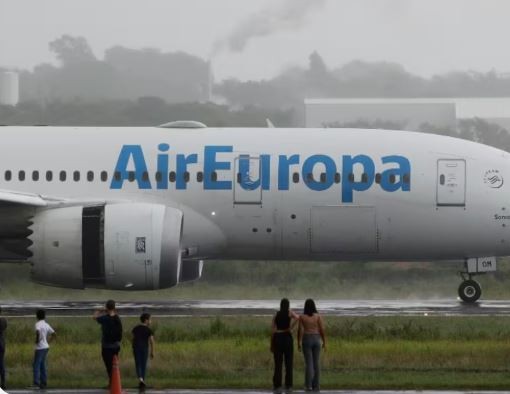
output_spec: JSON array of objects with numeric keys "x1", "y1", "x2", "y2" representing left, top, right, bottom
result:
[
  {"x1": 484, "y1": 170, "x2": 504, "y2": 189},
  {"x1": 110, "y1": 144, "x2": 412, "y2": 203}
]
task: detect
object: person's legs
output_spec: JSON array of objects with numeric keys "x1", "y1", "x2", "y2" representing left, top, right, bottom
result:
[
  {"x1": 311, "y1": 336, "x2": 321, "y2": 391},
  {"x1": 33, "y1": 350, "x2": 43, "y2": 386},
  {"x1": 302, "y1": 336, "x2": 314, "y2": 390},
  {"x1": 139, "y1": 347, "x2": 148, "y2": 381},
  {"x1": 283, "y1": 335, "x2": 293, "y2": 390},
  {"x1": 272, "y1": 335, "x2": 284, "y2": 391},
  {"x1": 133, "y1": 347, "x2": 148, "y2": 381},
  {"x1": 0, "y1": 345, "x2": 5, "y2": 389},
  {"x1": 39, "y1": 349, "x2": 49, "y2": 388},
  {"x1": 101, "y1": 347, "x2": 113, "y2": 380}
]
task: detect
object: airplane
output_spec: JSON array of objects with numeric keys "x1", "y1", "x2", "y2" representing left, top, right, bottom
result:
[{"x1": 0, "y1": 120, "x2": 507, "y2": 303}]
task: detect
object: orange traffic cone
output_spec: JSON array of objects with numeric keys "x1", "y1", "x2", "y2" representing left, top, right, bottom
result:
[{"x1": 110, "y1": 355, "x2": 125, "y2": 394}]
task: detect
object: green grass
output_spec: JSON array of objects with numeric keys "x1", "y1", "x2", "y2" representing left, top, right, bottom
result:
[{"x1": 4, "y1": 316, "x2": 510, "y2": 389}]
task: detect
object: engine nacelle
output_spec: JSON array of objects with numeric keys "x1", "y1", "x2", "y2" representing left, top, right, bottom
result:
[{"x1": 29, "y1": 203, "x2": 183, "y2": 290}]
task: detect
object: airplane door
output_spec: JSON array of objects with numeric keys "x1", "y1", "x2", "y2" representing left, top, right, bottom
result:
[
  {"x1": 234, "y1": 155, "x2": 262, "y2": 205},
  {"x1": 437, "y1": 159, "x2": 466, "y2": 206}
]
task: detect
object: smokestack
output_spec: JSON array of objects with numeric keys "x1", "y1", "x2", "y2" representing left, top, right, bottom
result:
[
  {"x1": 0, "y1": 71, "x2": 19, "y2": 106},
  {"x1": 208, "y1": 60, "x2": 214, "y2": 102}
]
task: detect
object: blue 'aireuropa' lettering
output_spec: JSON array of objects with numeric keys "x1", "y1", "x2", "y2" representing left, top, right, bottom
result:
[{"x1": 111, "y1": 144, "x2": 412, "y2": 202}]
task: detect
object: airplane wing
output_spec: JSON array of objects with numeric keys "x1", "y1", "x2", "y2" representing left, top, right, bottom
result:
[{"x1": 0, "y1": 189, "x2": 51, "y2": 207}]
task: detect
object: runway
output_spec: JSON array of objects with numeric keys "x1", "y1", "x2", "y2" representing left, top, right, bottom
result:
[
  {"x1": 2, "y1": 299, "x2": 510, "y2": 317},
  {"x1": 4, "y1": 391, "x2": 508, "y2": 394}
]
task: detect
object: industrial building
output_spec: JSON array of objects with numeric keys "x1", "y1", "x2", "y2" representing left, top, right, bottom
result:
[{"x1": 305, "y1": 98, "x2": 510, "y2": 131}]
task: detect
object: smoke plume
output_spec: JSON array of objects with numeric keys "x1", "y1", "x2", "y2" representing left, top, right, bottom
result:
[{"x1": 211, "y1": 0, "x2": 326, "y2": 57}]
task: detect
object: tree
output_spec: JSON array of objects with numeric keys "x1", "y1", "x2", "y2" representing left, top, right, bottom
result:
[{"x1": 49, "y1": 35, "x2": 96, "y2": 66}]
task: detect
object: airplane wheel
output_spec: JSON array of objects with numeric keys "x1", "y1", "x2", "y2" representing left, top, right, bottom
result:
[{"x1": 458, "y1": 279, "x2": 482, "y2": 303}]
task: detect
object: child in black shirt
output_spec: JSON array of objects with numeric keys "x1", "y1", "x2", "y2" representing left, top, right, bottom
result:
[{"x1": 132, "y1": 313, "x2": 155, "y2": 389}]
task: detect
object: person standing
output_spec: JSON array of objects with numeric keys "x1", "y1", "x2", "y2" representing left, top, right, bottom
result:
[
  {"x1": 93, "y1": 300, "x2": 123, "y2": 386},
  {"x1": 33, "y1": 309, "x2": 56, "y2": 390},
  {"x1": 271, "y1": 298, "x2": 298, "y2": 394},
  {"x1": 298, "y1": 299, "x2": 326, "y2": 392},
  {"x1": 131, "y1": 313, "x2": 155, "y2": 390},
  {"x1": 0, "y1": 306, "x2": 7, "y2": 390}
]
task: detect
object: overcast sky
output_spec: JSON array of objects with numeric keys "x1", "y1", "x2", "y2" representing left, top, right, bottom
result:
[{"x1": 1, "y1": 0, "x2": 510, "y2": 81}]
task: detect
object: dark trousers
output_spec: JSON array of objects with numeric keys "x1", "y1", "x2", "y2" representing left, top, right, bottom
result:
[
  {"x1": 101, "y1": 346, "x2": 120, "y2": 380},
  {"x1": 0, "y1": 345, "x2": 5, "y2": 388},
  {"x1": 133, "y1": 346, "x2": 149, "y2": 380},
  {"x1": 33, "y1": 348, "x2": 49, "y2": 387},
  {"x1": 272, "y1": 333, "x2": 293, "y2": 389}
]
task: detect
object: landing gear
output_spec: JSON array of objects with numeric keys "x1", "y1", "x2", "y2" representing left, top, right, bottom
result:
[
  {"x1": 458, "y1": 279, "x2": 482, "y2": 303},
  {"x1": 457, "y1": 257, "x2": 495, "y2": 303}
]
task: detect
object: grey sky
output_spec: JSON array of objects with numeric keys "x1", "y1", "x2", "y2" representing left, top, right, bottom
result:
[{"x1": 1, "y1": 0, "x2": 509, "y2": 81}]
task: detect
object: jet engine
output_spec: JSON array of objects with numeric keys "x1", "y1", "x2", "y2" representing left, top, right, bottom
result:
[{"x1": 28, "y1": 203, "x2": 183, "y2": 290}]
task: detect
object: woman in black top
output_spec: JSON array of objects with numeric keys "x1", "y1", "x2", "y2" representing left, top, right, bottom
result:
[{"x1": 271, "y1": 298, "x2": 298, "y2": 393}]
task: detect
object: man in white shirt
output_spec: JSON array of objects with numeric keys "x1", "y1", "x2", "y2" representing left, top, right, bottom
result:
[{"x1": 32, "y1": 309, "x2": 55, "y2": 389}]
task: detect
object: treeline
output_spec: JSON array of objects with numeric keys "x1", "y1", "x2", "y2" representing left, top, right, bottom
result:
[{"x1": 6, "y1": 35, "x2": 510, "y2": 110}]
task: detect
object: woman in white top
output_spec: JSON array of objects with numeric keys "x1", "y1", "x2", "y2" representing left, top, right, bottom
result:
[{"x1": 297, "y1": 299, "x2": 326, "y2": 392}]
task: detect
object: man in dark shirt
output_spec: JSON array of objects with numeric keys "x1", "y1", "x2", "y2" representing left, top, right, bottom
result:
[
  {"x1": 93, "y1": 300, "x2": 122, "y2": 386},
  {"x1": 132, "y1": 313, "x2": 155, "y2": 390},
  {"x1": 0, "y1": 306, "x2": 7, "y2": 390}
]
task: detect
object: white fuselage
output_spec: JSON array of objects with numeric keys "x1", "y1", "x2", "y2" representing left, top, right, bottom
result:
[{"x1": 2, "y1": 126, "x2": 510, "y2": 262}]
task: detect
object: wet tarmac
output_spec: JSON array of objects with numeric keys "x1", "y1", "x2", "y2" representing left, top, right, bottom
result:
[
  {"x1": 4, "y1": 391, "x2": 508, "y2": 394},
  {"x1": 2, "y1": 299, "x2": 510, "y2": 317}
]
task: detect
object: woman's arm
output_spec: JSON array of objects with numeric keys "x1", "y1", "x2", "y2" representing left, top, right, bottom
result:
[
  {"x1": 297, "y1": 317, "x2": 303, "y2": 352},
  {"x1": 290, "y1": 310, "x2": 299, "y2": 330},
  {"x1": 318, "y1": 315, "x2": 326, "y2": 350}
]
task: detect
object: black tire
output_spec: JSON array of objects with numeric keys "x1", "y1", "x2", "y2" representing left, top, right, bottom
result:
[{"x1": 458, "y1": 279, "x2": 482, "y2": 303}]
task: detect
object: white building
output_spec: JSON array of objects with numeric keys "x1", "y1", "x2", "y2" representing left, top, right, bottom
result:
[
  {"x1": 0, "y1": 71, "x2": 19, "y2": 106},
  {"x1": 305, "y1": 98, "x2": 510, "y2": 130}
]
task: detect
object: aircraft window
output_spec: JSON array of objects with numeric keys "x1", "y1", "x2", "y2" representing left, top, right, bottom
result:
[
  {"x1": 74, "y1": 171, "x2": 80, "y2": 182},
  {"x1": 4, "y1": 170, "x2": 11, "y2": 181},
  {"x1": 142, "y1": 171, "x2": 149, "y2": 182},
  {"x1": 114, "y1": 171, "x2": 121, "y2": 181},
  {"x1": 127, "y1": 171, "x2": 134, "y2": 182},
  {"x1": 211, "y1": 171, "x2": 218, "y2": 182},
  {"x1": 87, "y1": 171, "x2": 95, "y2": 182},
  {"x1": 440, "y1": 174, "x2": 445, "y2": 185},
  {"x1": 320, "y1": 173, "x2": 327, "y2": 183},
  {"x1": 361, "y1": 173, "x2": 368, "y2": 183},
  {"x1": 59, "y1": 171, "x2": 66, "y2": 182},
  {"x1": 306, "y1": 173, "x2": 314, "y2": 182},
  {"x1": 403, "y1": 174, "x2": 411, "y2": 184},
  {"x1": 46, "y1": 171, "x2": 53, "y2": 182},
  {"x1": 32, "y1": 171, "x2": 39, "y2": 181},
  {"x1": 334, "y1": 173, "x2": 341, "y2": 183},
  {"x1": 389, "y1": 174, "x2": 396, "y2": 184},
  {"x1": 348, "y1": 173, "x2": 355, "y2": 182},
  {"x1": 252, "y1": 228, "x2": 258, "y2": 233},
  {"x1": 236, "y1": 173, "x2": 242, "y2": 183},
  {"x1": 169, "y1": 171, "x2": 176, "y2": 182},
  {"x1": 292, "y1": 172, "x2": 300, "y2": 183},
  {"x1": 101, "y1": 171, "x2": 108, "y2": 182},
  {"x1": 19, "y1": 170, "x2": 25, "y2": 181},
  {"x1": 375, "y1": 173, "x2": 381, "y2": 184},
  {"x1": 197, "y1": 172, "x2": 204, "y2": 182},
  {"x1": 184, "y1": 171, "x2": 190, "y2": 182},
  {"x1": 155, "y1": 172, "x2": 162, "y2": 182}
]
